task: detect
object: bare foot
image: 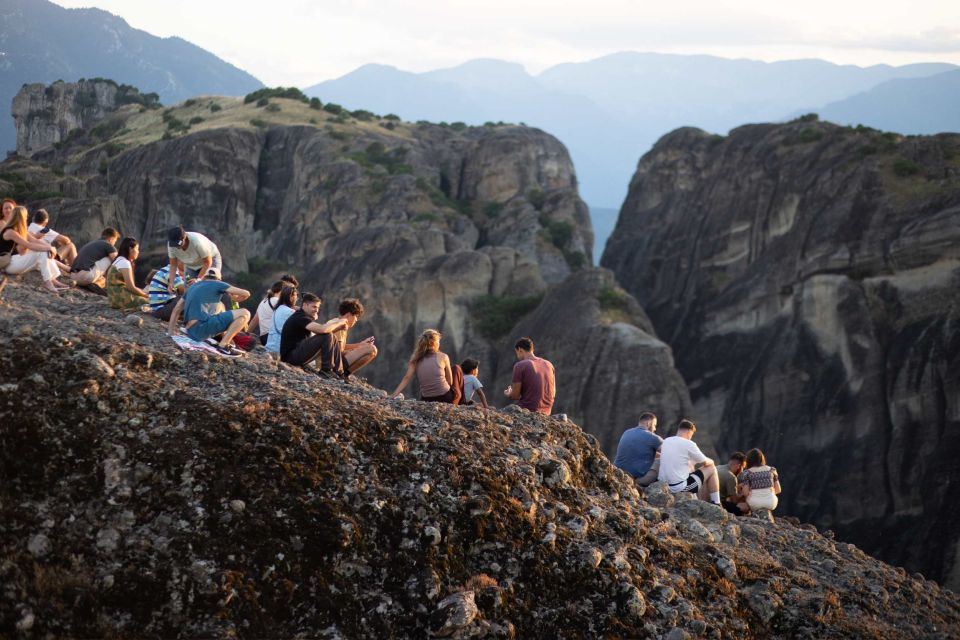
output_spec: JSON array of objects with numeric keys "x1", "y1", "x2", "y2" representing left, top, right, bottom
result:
[{"x1": 43, "y1": 283, "x2": 61, "y2": 295}]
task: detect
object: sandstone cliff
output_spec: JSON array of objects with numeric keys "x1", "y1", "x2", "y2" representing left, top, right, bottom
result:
[
  {"x1": 1, "y1": 82, "x2": 687, "y2": 454},
  {"x1": 602, "y1": 118, "x2": 960, "y2": 588},
  {"x1": 1, "y1": 279, "x2": 958, "y2": 638}
]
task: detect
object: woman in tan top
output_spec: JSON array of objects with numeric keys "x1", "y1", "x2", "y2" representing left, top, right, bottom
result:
[{"x1": 389, "y1": 329, "x2": 461, "y2": 403}]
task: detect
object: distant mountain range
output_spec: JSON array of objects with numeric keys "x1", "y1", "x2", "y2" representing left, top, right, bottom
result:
[
  {"x1": 306, "y1": 54, "x2": 959, "y2": 247},
  {"x1": 0, "y1": 0, "x2": 262, "y2": 153}
]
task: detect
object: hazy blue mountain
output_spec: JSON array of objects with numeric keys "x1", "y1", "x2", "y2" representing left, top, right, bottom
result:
[
  {"x1": 804, "y1": 69, "x2": 960, "y2": 134},
  {"x1": 0, "y1": 0, "x2": 262, "y2": 153},
  {"x1": 306, "y1": 54, "x2": 955, "y2": 220}
]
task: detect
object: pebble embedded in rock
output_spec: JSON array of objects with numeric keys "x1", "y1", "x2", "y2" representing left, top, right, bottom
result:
[
  {"x1": 429, "y1": 591, "x2": 478, "y2": 637},
  {"x1": 230, "y1": 500, "x2": 246, "y2": 513},
  {"x1": 28, "y1": 533, "x2": 51, "y2": 557}
]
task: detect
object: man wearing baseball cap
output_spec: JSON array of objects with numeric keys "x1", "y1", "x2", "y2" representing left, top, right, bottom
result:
[{"x1": 166, "y1": 225, "x2": 223, "y2": 293}]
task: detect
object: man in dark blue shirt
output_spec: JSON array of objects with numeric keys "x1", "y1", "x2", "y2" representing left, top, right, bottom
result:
[
  {"x1": 613, "y1": 412, "x2": 663, "y2": 487},
  {"x1": 168, "y1": 274, "x2": 250, "y2": 356}
]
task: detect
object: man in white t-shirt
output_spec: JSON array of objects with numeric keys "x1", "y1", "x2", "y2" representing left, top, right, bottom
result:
[
  {"x1": 29, "y1": 209, "x2": 77, "y2": 265},
  {"x1": 658, "y1": 419, "x2": 721, "y2": 505},
  {"x1": 166, "y1": 226, "x2": 223, "y2": 291}
]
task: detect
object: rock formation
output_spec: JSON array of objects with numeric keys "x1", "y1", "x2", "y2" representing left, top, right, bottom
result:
[
  {"x1": 1, "y1": 279, "x2": 958, "y2": 638},
  {"x1": 602, "y1": 118, "x2": 960, "y2": 588},
  {"x1": 0, "y1": 81, "x2": 688, "y2": 454}
]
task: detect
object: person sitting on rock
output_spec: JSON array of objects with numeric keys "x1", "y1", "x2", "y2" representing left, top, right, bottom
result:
[
  {"x1": 28, "y1": 208, "x2": 77, "y2": 266},
  {"x1": 390, "y1": 329, "x2": 462, "y2": 403},
  {"x1": 279, "y1": 293, "x2": 349, "y2": 375},
  {"x1": 718, "y1": 451, "x2": 750, "y2": 515},
  {"x1": 658, "y1": 419, "x2": 721, "y2": 505},
  {"x1": 265, "y1": 285, "x2": 298, "y2": 357},
  {"x1": 1, "y1": 198, "x2": 16, "y2": 225},
  {"x1": 168, "y1": 277, "x2": 250, "y2": 357},
  {"x1": 69, "y1": 227, "x2": 119, "y2": 291},
  {"x1": 146, "y1": 264, "x2": 186, "y2": 320},
  {"x1": 738, "y1": 448, "x2": 782, "y2": 514},
  {"x1": 614, "y1": 412, "x2": 663, "y2": 487},
  {"x1": 503, "y1": 337, "x2": 555, "y2": 415},
  {"x1": 330, "y1": 298, "x2": 377, "y2": 378},
  {"x1": 250, "y1": 275, "x2": 299, "y2": 346},
  {"x1": 460, "y1": 358, "x2": 489, "y2": 408},
  {"x1": 1, "y1": 205, "x2": 71, "y2": 293},
  {"x1": 106, "y1": 237, "x2": 150, "y2": 311},
  {"x1": 166, "y1": 225, "x2": 223, "y2": 289}
]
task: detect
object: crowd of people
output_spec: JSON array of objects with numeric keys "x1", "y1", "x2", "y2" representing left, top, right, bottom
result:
[
  {"x1": 614, "y1": 413, "x2": 782, "y2": 517},
  {"x1": 0, "y1": 200, "x2": 557, "y2": 413}
]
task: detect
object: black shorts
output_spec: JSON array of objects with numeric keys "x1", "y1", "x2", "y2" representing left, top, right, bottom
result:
[{"x1": 675, "y1": 469, "x2": 704, "y2": 493}]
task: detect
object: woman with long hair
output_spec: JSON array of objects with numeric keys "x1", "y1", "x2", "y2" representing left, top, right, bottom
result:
[
  {"x1": 738, "y1": 448, "x2": 782, "y2": 513},
  {"x1": 265, "y1": 285, "x2": 299, "y2": 356},
  {"x1": 1, "y1": 206, "x2": 70, "y2": 293},
  {"x1": 389, "y1": 329, "x2": 461, "y2": 403},
  {"x1": 250, "y1": 280, "x2": 286, "y2": 345},
  {"x1": 105, "y1": 237, "x2": 149, "y2": 310}
]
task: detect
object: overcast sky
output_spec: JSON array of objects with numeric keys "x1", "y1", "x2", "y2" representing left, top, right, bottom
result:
[{"x1": 54, "y1": 0, "x2": 960, "y2": 86}]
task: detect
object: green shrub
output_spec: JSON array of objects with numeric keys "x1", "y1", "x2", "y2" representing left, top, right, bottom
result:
[
  {"x1": 328, "y1": 129, "x2": 350, "y2": 141},
  {"x1": 256, "y1": 97, "x2": 269, "y2": 107},
  {"x1": 380, "y1": 122, "x2": 396, "y2": 130},
  {"x1": 483, "y1": 202, "x2": 505, "y2": 218},
  {"x1": 104, "y1": 141, "x2": 126, "y2": 157},
  {"x1": 351, "y1": 109, "x2": 375, "y2": 121},
  {"x1": 564, "y1": 251, "x2": 587, "y2": 270},
  {"x1": 184, "y1": 99, "x2": 197, "y2": 107},
  {"x1": 250, "y1": 118, "x2": 269, "y2": 129},
  {"x1": 75, "y1": 91, "x2": 98, "y2": 108},
  {"x1": 383, "y1": 113, "x2": 400, "y2": 121},
  {"x1": 210, "y1": 103, "x2": 222, "y2": 113},
  {"x1": 323, "y1": 103, "x2": 344, "y2": 115},
  {"x1": 310, "y1": 97, "x2": 322, "y2": 110},
  {"x1": 527, "y1": 188, "x2": 546, "y2": 211},
  {"x1": 162, "y1": 131, "x2": 174, "y2": 141},
  {"x1": 413, "y1": 212, "x2": 439, "y2": 223},
  {"x1": 471, "y1": 294, "x2": 544, "y2": 339},
  {"x1": 793, "y1": 113, "x2": 819, "y2": 123},
  {"x1": 90, "y1": 119, "x2": 124, "y2": 141},
  {"x1": 892, "y1": 158, "x2": 921, "y2": 177},
  {"x1": 539, "y1": 216, "x2": 573, "y2": 250},
  {"x1": 189, "y1": 116, "x2": 204, "y2": 125},
  {"x1": 265, "y1": 103, "x2": 281, "y2": 112},
  {"x1": 597, "y1": 286, "x2": 630, "y2": 311},
  {"x1": 450, "y1": 122, "x2": 467, "y2": 131},
  {"x1": 333, "y1": 113, "x2": 350, "y2": 124},
  {"x1": 244, "y1": 87, "x2": 309, "y2": 104},
  {"x1": 783, "y1": 128, "x2": 823, "y2": 146}
]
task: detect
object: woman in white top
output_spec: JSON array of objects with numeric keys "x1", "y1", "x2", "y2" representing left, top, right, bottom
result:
[
  {"x1": 265, "y1": 285, "x2": 299, "y2": 356},
  {"x1": 249, "y1": 275, "x2": 298, "y2": 345},
  {"x1": 738, "y1": 448, "x2": 782, "y2": 512},
  {"x1": 1, "y1": 206, "x2": 70, "y2": 293},
  {"x1": 106, "y1": 237, "x2": 149, "y2": 311}
]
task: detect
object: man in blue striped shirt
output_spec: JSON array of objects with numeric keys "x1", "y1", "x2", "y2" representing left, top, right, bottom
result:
[{"x1": 147, "y1": 266, "x2": 186, "y2": 320}]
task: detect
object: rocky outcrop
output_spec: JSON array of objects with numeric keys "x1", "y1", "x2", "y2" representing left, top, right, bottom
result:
[
  {"x1": 0, "y1": 82, "x2": 676, "y2": 454},
  {"x1": 602, "y1": 119, "x2": 960, "y2": 588},
  {"x1": 1, "y1": 279, "x2": 959, "y2": 638},
  {"x1": 12, "y1": 79, "x2": 158, "y2": 156}
]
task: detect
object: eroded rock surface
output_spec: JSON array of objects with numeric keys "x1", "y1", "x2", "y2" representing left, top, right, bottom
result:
[
  {"x1": 0, "y1": 279, "x2": 958, "y2": 638},
  {"x1": 602, "y1": 119, "x2": 960, "y2": 587}
]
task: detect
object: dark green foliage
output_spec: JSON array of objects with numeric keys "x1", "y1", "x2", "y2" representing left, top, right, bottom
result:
[
  {"x1": 189, "y1": 116, "x2": 204, "y2": 125},
  {"x1": 351, "y1": 109, "x2": 375, "y2": 121},
  {"x1": 413, "y1": 212, "x2": 439, "y2": 223},
  {"x1": 793, "y1": 113, "x2": 819, "y2": 123},
  {"x1": 380, "y1": 122, "x2": 396, "y2": 131},
  {"x1": 0, "y1": 172, "x2": 61, "y2": 202},
  {"x1": 256, "y1": 97, "x2": 269, "y2": 107},
  {"x1": 564, "y1": 251, "x2": 587, "y2": 270},
  {"x1": 183, "y1": 99, "x2": 197, "y2": 107},
  {"x1": 483, "y1": 202, "x2": 505, "y2": 218},
  {"x1": 161, "y1": 131, "x2": 174, "y2": 141},
  {"x1": 98, "y1": 160, "x2": 108, "y2": 175},
  {"x1": 328, "y1": 129, "x2": 351, "y2": 142},
  {"x1": 471, "y1": 295, "x2": 544, "y2": 339},
  {"x1": 75, "y1": 90, "x2": 97, "y2": 109},
  {"x1": 383, "y1": 114, "x2": 400, "y2": 121},
  {"x1": 250, "y1": 118, "x2": 269, "y2": 129},
  {"x1": 162, "y1": 112, "x2": 189, "y2": 133},
  {"x1": 332, "y1": 113, "x2": 350, "y2": 124},
  {"x1": 210, "y1": 103, "x2": 222, "y2": 113},
  {"x1": 309, "y1": 97, "x2": 323, "y2": 110},
  {"x1": 104, "y1": 142, "x2": 126, "y2": 157},
  {"x1": 90, "y1": 119, "x2": 124, "y2": 141},
  {"x1": 244, "y1": 87, "x2": 309, "y2": 104},
  {"x1": 323, "y1": 103, "x2": 344, "y2": 115},
  {"x1": 783, "y1": 128, "x2": 824, "y2": 146},
  {"x1": 527, "y1": 189, "x2": 546, "y2": 211},
  {"x1": 892, "y1": 158, "x2": 921, "y2": 177},
  {"x1": 539, "y1": 216, "x2": 574, "y2": 250},
  {"x1": 450, "y1": 122, "x2": 467, "y2": 131},
  {"x1": 265, "y1": 104, "x2": 281, "y2": 113},
  {"x1": 597, "y1": 287, "x2": 630, "y2": 311},
  {"x1": 348, "y1": 142, "x2": 413, "y2": 175}
]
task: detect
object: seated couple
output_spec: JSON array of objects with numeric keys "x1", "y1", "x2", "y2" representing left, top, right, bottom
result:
[
  {"x1": 276, "y1": 292, "x2": 377, "y2": 380},
  {"x1": 167, "y1": 274, "x2": 251, "y2": 357}
]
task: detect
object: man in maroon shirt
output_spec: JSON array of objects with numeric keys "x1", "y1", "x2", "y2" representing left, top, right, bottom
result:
[{"x1": 504, "y1": 337, "x2": 556, "y2": 415}]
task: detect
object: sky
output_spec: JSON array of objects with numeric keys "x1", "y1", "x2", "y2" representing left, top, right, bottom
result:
[{"x1": 53, "y1": 0, "x2": 960, "y2": 86}]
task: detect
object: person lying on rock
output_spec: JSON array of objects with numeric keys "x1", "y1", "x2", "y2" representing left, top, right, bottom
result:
[
  {"x1": 658, "y1": 419, "x2": 722, "y2": 506},
  {"x1": 1, "y1": 205, "x2": 71, "y2": 294},
  {"x1": 279, "y1": 292, "x2": 349, "y2": 377},
  {"x1": 265, "y1": 285, "x2": 298, "y2": 358},
  {"x1": 69, "y1": 227, "x2": 119, "y2": 291},
  {"x1": 28, "y1": 209, "x2": 77, "y2": 266},
  {"x1": 146, "y1": 263, "x2": 186, "y2": 321},
  {"x1": 738, "y1": 448, "x2": 781, "y2": 514},
  {"x1": 106, "y1": 237, "x2": 150, "y2": 311},
  {"x1": 614, "y1": 412, "x2": 662, "y2": 488},
  {"x1": 166, "y1": 225, "x2": 223, "y2": 290},
  {"x1": 460, "y1": 358, "x2": 489, "y2": 409},
  {"x1": 329, "y1": 298, "x2": 377, "y2": 379},
  {"x1": 168, "y1": 276, "x2": 250, "y2": 357},
  {"x1": 390, "y1": 329, "x2": 462, "y2": 403},
  {"x1": 718, "y1": 451, "x2": 750, "y2": 516},
  {"x1": 503, "y1": 337, "x2": 555, "y2": 415}
]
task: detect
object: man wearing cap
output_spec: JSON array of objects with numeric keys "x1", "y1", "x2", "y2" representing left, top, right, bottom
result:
[{"x1": 166, "y1": 226, "x2": 223, "y2": 292}]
